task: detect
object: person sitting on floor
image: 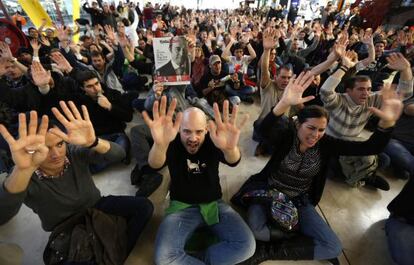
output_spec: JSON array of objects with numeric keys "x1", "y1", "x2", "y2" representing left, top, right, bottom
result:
[
  {"x1": 0, "y1": 101, "x2": 153, "y2": 263},
  {"x1": 385, "y1": 168, "x2": 414, "y2": 265},
  {"x1": 232, "y1": 71, "x2": 403, "y2": 264},
  {"x1": 143, "y1": 96, "x2": 255, "y2": 265}
]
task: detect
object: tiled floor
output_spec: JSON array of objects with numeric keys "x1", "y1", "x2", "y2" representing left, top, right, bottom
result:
[{"x1": 0, "y1": 101, "x2": 405, "y2": 265}]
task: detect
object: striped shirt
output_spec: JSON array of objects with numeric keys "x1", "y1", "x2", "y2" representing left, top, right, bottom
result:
[{"x1": 320, "y1": 76, "x2": 413, "y2": 141}]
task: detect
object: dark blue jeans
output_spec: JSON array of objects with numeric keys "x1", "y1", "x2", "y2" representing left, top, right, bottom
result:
[
  {"x1": 90, "y1": 133, "x2": 130, "y2": 174},
  {"x1": 94, "y1": 195, "x2": 154, "y2": 254},
  {"x1": 154, "y1": 201, "x2": 255, "y2": 265},
  {"x1": 384, "y1": 139, "x2": 414, "y2": 176},
  {"x1": 385, "y1": 216, "x2": 414, "y2": 265}
]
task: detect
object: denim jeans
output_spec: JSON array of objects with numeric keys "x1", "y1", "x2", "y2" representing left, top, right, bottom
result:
[
  {"x1": 384, "y1": 139, "x2": 414, "y2": 176},
  {"x1": 154, "y1": 201, "x2": 255, "y2": 265},
  {"x1": 247, "y1": 200, "x2": 342, "y2": 260},
  {"x1": 90, "y1": 133, "x2": 130, "y2": 174},
  {"x1": 94, "y1": 195, "x2": 154, "y2": 254},
  {"x1": 385, "y1": 216, "x2": 414, "y2": 265},
  {"x1": 225, "y1": 84, "x2": 257, "y2": 101}
]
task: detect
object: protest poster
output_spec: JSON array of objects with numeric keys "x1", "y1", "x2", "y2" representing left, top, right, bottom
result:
[{"x1": 153, "y1": 36, "x2": 191, "y2": 85}]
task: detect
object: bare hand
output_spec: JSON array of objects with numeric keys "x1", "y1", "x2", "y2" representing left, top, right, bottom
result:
[
  {"x1": 369, "y1": 84, "x2": 403, "y2": 127},
  {"x1": 30, "y1": 39, "x2": 41, "y2": 51},
  {"x1": 386, "y1": 52, "x2": 411, "y2": 71},
  {"x1": 104, "y1": 25, "x2": 118, "y2": 46},
  {"x1": 279, "y1": 71, "x2": 315, "y2": 106},
  {"x1": 208, "y1": 100, "x2": 248, "y2": 151},
  {"x1": 262, "y1": 27, "x2": 279, "y2": 50},
  {"x1": 97, "y1": 95, "x2": 112, "y2": 110},
  {"x1": 0, "y1": 41, "x2": 13, "y2": 60},
  {"x1": 50, "y1": 52, "x2": 73, "y2": 73},
  {"x1": 142, "y1": 96, "x2": 182, "y2": 147},
  {"x1": 50, "y1": 101, "x2": 96, "y2": 147},
  {"x1": 341, "y1": 50, "x2": 358, "y2": 68},
  {"x1": 0, "y1": 111, "x2": 49, "y2": 170},
  {"x1": 31, "y1": 61, "x2": 51, "y2": 88}
]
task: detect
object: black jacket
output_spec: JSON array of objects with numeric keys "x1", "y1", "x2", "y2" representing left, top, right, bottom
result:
[{"x1": 232, "y1": 111, "x2": 392, "y2": 207}]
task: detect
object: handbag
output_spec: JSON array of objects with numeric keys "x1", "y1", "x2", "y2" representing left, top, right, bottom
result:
[{"x1": 242, "y1": 188, "x2": 299, "y2": 231}]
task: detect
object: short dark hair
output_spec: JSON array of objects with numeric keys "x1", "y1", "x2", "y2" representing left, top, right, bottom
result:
[
  {"x1": 48, "y1": 118, "x2": 66, "y2": 133},
  {"x1": 344, "y1": 75, "x2": 371, "y2": 90},
  {"x1": 90, "y1": 50, "x2": 104, "y2": 59},
  {"x1": 79, "y1": 35, "x2": 91, "y2": 42},
  {"x1": 76, "y1": 70, "x2": 99, "y2": 87},
  {"x1": 233, "y1": 42, "x2": 244, "y2": 51},
  {"x1": 276, "y1": 65, "x2": 293, "y2": 75},
  {"x1": 297, "y1": 105, "x2": 329, "y2": 124}
]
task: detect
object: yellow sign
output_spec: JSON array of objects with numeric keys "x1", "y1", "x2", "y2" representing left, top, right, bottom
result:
[{"x1": 17, "y1": 0, "x2": 53, "y2": 28}]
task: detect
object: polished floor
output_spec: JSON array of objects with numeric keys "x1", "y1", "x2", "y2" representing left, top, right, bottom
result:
[{"x1": 0, "y1": 101, "x2": 405, "y2": 265}]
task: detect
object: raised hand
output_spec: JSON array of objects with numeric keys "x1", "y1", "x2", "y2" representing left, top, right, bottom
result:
[
  {"x1": 40, "y1": 36, "x2": 51, "y2": 47},
  {"x1": 30, "y1": 39, "x2": 41, "y2": 51},
  {"x1": 341, "y1": 50, "x2": 358, "y2": 68},
  {"x1": 104, "y1": 25, "x2": 118, "y2": 46},
  {"x1": 0, "y1": 111, "x2": 49, "y2": 170},
  {"x1": 55, "y1": 24, "x2": 69, "y2": 42},
  {"x1": 142, "y1": 96, "x2": 183, "y2": 147},
  {"x1": 328, "y1": 33, "x2": 348, "y2": 60},
  {"x1": 361, "y1": 30, "x2": 373, "y2": 46},
  {"x1": 50, "y1": 52, "x2": 73, "y2": 73},
  {"x1": 240, "y1": 32, "x2": 250, "y2": 44},
  {"x1": 262, "y1": 27, "x2": 279, "y2": 50},
  {"x1": 50, "y1": 101, "x2": 96, "y2": 147},
  {"x1": 386, "y1": 52, "x2": 411, "y2": 71},
  {"x1": 0, "y1": 41, "x2": 13, "y2": 60},
  {"x1": 31, "y1": 61, "x2": 51, "y2": 88},
  {"x1": 368, "y1": 84, "x2": 403, "y2": 128},
  {"x1": 208, "y1": 100, "x2": 248, "y2": 152},
  {"x1": 279, "y1": 71, "x2": 315, "y2": 106}
]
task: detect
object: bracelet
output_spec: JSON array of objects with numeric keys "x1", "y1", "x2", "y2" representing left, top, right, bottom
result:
[
  {"x1": 87, "y1": 138, "x2": 99, "y2": 149},
  {"x1": 339, "y1": 65, "x2": 349, "y2": 72}
]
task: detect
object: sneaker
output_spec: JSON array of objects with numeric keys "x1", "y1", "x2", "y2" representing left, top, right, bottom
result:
[
  {"x1": 130, "y1": 165, "x2": 142, "y2": 186},
  {"x1": 135, "y1": 172, "x2": 163, "y2": 197},
  {"x1": 364, "y1": 175, "x2": 390, "y2": 191}
]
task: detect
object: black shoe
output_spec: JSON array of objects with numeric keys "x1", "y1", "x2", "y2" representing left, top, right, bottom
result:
[
  {"x1": 135, "y1": 172, "x2": 163, "y2": 197},
  {"x1": 237, "y1": 236, "x2": 314, "y2": 265},
  {"x1": 130, "y1": 165, "x2": 143, "y2": 186},
  {"x1": 241, "y1": 96, "x2": 254, "y2": 104},
  {"x1": 364, "y1": 175, "x2": 390, "y2": 191},
  {"x1": 327, "y1": 258, "x2": 340, "y2": 265}
]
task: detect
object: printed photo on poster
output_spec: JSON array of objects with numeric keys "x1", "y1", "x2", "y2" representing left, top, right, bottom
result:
[{"x1": 154, "y1": 36, "x2": 191, "y2": 85}]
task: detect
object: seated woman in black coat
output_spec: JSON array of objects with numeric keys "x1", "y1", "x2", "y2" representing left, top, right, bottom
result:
[{"x1": 232, "y1": 72, "x2": 403, "y2": 264}]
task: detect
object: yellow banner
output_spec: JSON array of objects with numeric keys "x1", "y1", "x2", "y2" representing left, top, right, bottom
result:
[
  {"x1": 17, "y1": 0, "x2": 53, "y2": 28},
  {"x1": 72, "y1": 0, "x2": 80, "y2": 42}
]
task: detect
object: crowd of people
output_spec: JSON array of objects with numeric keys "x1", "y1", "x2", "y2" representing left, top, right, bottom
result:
[{"x1": 0, "y1": 1, "x2": 413, "y2": 265}]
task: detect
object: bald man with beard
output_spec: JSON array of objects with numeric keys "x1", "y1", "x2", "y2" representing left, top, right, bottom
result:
[{"x1": 143, "y1": 96, "x2": 255, "y2": 265}]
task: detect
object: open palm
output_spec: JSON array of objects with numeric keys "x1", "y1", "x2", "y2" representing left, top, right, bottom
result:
[
  {"x1": 208, "y1": 100, "x2": 248, "y2": 151},
  {"x1": 142, "y1": 96, "x2": 182, "y2": 147},
  {"x1": 50, "y1": 101, "x2": 96, "y2": 147},
  {"x1": 0, "y1": 112, "x2": 49, "y2": 170},
  {"x1": 263, "y1": 28, "x2": 279, "y2": 49},
  {"x1": 369, "y1": 85, "x2": 403, "y2": 123},
  {"x1": 280, "y1": 71, "x2": 315, "y2": 106}
]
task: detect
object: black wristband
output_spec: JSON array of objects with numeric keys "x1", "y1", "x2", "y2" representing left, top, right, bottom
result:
[
  {"x1": 339, "y1": 65, "x2": 349, "y2": 72},
  {"x1": 87, "y1": 138, "x2": 99, "y2": 149}
]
